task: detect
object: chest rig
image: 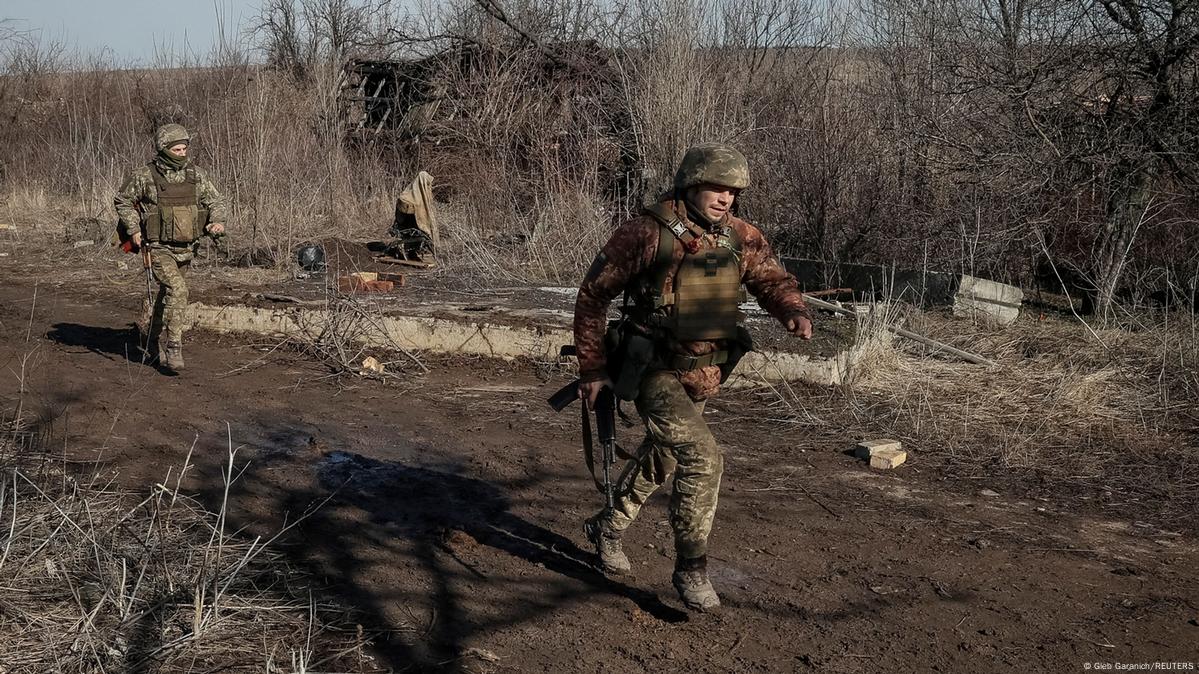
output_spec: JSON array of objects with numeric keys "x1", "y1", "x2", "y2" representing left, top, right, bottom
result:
[
  {"x1": 623, "y1": 202, "x2": 748, "y2": 371},
  {"x1": 143, "y1": 163, "x2": 209, "y2": 244}
]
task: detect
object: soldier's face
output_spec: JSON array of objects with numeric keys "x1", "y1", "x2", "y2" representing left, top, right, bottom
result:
[
  {"x1": 688, "y1": 184, "x2": 739, "y2": 222},
  {"x1": 167, "y1": 143, "x2": 188, "y2": 158}
]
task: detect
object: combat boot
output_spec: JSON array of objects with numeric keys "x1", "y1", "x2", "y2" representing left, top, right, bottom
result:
[
  {"x1": 672, "y1": 555, "x2": 720, "y2": 612},
  {"x1": 584, "y1": 515, "x2": 631, "y2": 575},
  {"x1": 159, "y1": 340, "x2": 185, "y2": 371}
]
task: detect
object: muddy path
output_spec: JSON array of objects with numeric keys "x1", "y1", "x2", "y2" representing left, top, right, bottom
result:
[{"x1": 0, "y1": 270, "x2": 1196, "y2": 673}]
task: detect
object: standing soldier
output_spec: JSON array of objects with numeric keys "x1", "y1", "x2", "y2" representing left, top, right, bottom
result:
[
  {"x1": 574, "y1": 143, "x2": 812, "y2": 612},
  {"x1": 115, "y1": 124, "x2": 228, "y2": 371}
]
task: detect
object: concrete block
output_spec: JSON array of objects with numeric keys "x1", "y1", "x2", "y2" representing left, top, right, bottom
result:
[
  {"x1": 953, "y1": 274, "x2": 1024, "y2": 326},
  {"x1": 855, "y1": 438, "x2": 902, "y2": 460},
  {"x1": 869, "y1": 448, "x2": 907, "y2": 469}
]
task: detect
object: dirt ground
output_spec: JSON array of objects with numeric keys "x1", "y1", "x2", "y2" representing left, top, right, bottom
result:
[{"x1": 0, "y1": 251, "x2": 1196, "y2": 673}]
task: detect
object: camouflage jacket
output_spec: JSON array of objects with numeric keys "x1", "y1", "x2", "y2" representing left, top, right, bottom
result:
[
  {"x1": 574, "y1": 197, "x2": 811, "y2": 401},
  {"x1": 114, "y1": 157, "x2": 229, "y2": 239}
]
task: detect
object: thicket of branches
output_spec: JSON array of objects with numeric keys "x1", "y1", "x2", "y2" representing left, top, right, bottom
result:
[{"x1": 0, "y1": 0, "x2": 1196, "y2": 315}]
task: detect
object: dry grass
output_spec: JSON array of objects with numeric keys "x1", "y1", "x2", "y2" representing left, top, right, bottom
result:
[
  {"x1": 761, "y1": 302, "x2": 1199, "y2": 522},
  {"x1": 0, "y1": 418, "x2": 384, "y2": 673}
]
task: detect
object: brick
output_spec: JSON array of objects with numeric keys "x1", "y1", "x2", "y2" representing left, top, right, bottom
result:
[
  {"x1": 855, "y1": 438, "x2": 902, "y2": 460},
  {"x1": 869, "y1": 449, "x2": 907, "y2": 470},
  {"x1": 377, "y1": 271, "x2": 406, "y2": 285},
  {"x1": 337, "y1": 276, "x2": 394, "y2": 293},
  {"x1": 351, "y1": 271, "x2": 378, "y2": 282}
]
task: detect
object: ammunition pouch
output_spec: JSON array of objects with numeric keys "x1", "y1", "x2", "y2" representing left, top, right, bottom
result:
[
  {"x1": 719, "y1": 324, "x2": 754, "y2": 383},
  {"x1": 143, "y1": 164, "x2": 209, "y2": 245},
  {"x1": 649, "y1": 323, "x2": 751, "y2": 381},
  {"x1": 143, "y1": 208, "x2": 210, "y2": 244},
  {"x1": 604, "y1": 320, "x2": 655, "y2": 402},
  {"x1": 658, "y1": 350, "x2": 728, "y2": 371}
]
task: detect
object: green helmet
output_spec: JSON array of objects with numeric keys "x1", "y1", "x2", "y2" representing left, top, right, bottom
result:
[
  {"x1": 154, "y1": 123, "x2": 191, "y2": 152},
  {"x1": 673, "y1": 143, "x2": 750, "y2": 191}
]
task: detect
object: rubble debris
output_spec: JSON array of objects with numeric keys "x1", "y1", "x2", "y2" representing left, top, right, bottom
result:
[
  {"x1": 787, "y1": 260, "x2": 1024, "y2": 326},
  {"x1": 869, "y1": 449, "x2": 907, "y2": 470},
  {"x1": 805, "y1": 294, "x2": 999, "y2": 367},
  {"x1": 346, "y1": 271, "x2": 405, "y2": 287},
  {"x1": 953, "y1": 275, "x2": 1024, "y2": 326},
  {"x1": 376, "y1": 256, "x2": 434, "y2": 269},
  {"x1": 979, "y1": 489, "x2": 1001, "y2": 498},
  {"x1": 855, "y1": 439, "x2": 903, "y2": 460},
  {"x1": 854, "y1": 439, "x2": 907, "y2": 469},
  {"x1": 337, "y1": 275, "x2": 395, "y2": 293},
  {"x1": 855, "y1": 439, "x2": 907, "y2": 470}
]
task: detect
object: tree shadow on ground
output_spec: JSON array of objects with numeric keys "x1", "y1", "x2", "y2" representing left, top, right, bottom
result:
[{"x1": 210, "y1": 433, "x2": 688, "y2": 673}]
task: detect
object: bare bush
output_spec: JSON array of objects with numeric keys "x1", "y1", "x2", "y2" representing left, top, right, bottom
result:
[{"x1": 0, "y1": 0, "x2": 1195, "y2": 296}]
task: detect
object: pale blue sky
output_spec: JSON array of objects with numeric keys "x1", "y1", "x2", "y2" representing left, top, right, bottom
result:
[{"x1": 3, "y1": 0, "x2": 256, "y2": 65}]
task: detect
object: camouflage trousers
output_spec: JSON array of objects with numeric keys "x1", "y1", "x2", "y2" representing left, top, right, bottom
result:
[
  {"x1": 598, "y1": 371, "x2": 723, "y2": 560},
  {"x1": 140, "y1": 245, "x2": 193, "y2": 344}
]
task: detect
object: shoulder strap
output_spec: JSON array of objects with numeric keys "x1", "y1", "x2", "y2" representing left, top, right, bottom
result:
[
  {"x1": 650, "y1": 224, "x2": 676, "y2": 302},
  {"x1": 147, "y1": 162, "x2": 168, "y2": 191},
  {"x1": 645, "y1": 201, "x2": 704, "y2": 247}
]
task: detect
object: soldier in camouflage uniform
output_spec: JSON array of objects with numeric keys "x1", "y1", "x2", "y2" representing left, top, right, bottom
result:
[
  {"x1": 574, "y1": 143, "x2": 812, "y2": 611},
  {"x1": 115, "y1": 124, "x2": 228, "y2": 371}
]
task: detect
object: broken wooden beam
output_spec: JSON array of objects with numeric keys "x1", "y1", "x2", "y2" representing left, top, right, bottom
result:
[{"x1": 803, "y1": 294, "x2": 999, "y2": 368}]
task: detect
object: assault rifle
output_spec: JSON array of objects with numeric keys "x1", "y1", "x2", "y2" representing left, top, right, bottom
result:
[
  {"x1": 141, "y1": 244, "x2": 155, "y2": 364},
  {"x1": 548, "y1": 346, "x2": 618, "y2": 513}
]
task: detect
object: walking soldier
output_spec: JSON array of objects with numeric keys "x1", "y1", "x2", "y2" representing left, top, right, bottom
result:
[
  {"x1": 114, "y1": 124, "x2": 228, "y2": 371},
  {"x1": 571, "y1": 143, "x2": 812, "y2": 611}
]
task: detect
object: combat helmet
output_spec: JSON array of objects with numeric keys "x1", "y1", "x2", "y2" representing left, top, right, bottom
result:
[
  {"x1": 673, "y1": 143, "x2": 750, "y2": 191},
  {"x1": 154, "y1": 124, "x2": 191, "y2": 152}
]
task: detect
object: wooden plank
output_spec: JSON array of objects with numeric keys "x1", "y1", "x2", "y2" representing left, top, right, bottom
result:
[{"x1": 375, "y1": 256, "x2": 435, "y2": 269}]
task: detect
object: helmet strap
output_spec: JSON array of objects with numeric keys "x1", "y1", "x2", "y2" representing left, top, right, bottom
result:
[{"x1": 682, "y1": 193, "x2": 726, "y2": 230}]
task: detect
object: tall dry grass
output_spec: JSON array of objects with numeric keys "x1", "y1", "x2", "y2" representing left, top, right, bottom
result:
[
  {"x1": 763, "y1": 300, "x2": 1199, "y2": 524},
  {"x1": 0, "y1": 416, "x2": 382, "y2": 673}
]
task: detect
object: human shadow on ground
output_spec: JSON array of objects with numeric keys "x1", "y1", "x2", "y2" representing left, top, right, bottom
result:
[{"x1": 46, "y1": 322, "x2": 172, "y2": 374}]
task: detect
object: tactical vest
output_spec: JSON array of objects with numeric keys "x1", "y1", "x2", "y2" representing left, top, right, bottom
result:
[
  {"x1": 143, "y1": 163, "x2": 208, "y2": 244},
  {"x1": 624, "y1": 203, "x2": 748, "y2": 372}
]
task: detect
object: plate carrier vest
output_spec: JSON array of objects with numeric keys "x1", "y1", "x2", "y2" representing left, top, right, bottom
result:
[
  {"x1": 143, "y1": 163, "x2": 209, "y2": 244},
  {"x1": 624, "y1": 202, "x2": 748, "y2": 372}
]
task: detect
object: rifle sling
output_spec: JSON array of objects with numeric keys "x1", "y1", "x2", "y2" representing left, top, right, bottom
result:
[{"x1": 581, "y1": 402, "x2": 634, "y2": 496}]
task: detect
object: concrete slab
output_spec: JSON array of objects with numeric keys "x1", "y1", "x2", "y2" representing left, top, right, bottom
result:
[
  {"x1": 953, "y1": 274, "x2": 1024, "y2": 326},
  {"x1": 784, "y1": 259, "x2": 1024, "y2": 325},
  {"x1": 185, "y1": 300, "x2": 863, "y2": 387}
]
